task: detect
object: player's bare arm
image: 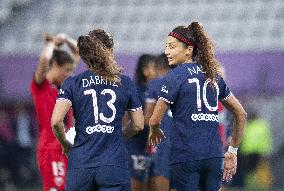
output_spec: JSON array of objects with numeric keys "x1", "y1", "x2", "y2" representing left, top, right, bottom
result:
[
  {"x1": 149, "y1": 99, "x2": 167, "y2": 146},
  {"x1": 221, "y1": 95, "x2": 247, "y2": 181},
  {"x1": 34, "y1": 34, "x2": 56, "y2": 85},
  {"x1": 221, "y1": 95, "x2": 247, "y2": 147},
  {"x1": 51, "y1": 100, "x2": 72, "y2": 155},
  {"x1": 123, "y1": 110, "x2": 144, "y2": 138},
  {"x1": 144, "y1": 102, "x2": 156, "y2": 126}
]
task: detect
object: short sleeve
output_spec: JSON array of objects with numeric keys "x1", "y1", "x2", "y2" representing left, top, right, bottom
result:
[
  {"x1": 158, "y1": 71, "x2": 181, "y2": 104},
  {"x1": 30, "y1": 77, "x2": 48, "y2": 95},
  {"x1": 126, "y1": 78, "x2": 142, "y2": 111},
  {"x1": 57, "y1": 77, "x2": 74, "y2": 105},
  {"x1": 145, "y1": 80, "x2": 158, "y2": 103},
  {"x1": 218, "y1": 76, "x2": 232, "y2": 101}
]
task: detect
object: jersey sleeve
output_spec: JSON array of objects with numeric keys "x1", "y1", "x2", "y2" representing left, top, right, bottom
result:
[
  {"x1": 57, "y1": 77, "x2": 74, "y2": 105},
  {"x1": 145, "y1": 80, "x2": 158, "y2": 103},
  {"x1": 218, "y1": 76, "x2": 232, "y2": 101},
  {"x1": 158, "y1": 70, "x2": 181, "y2": 104},
  {"x1": 30, "y1": 77, "x2": 48, "y2": 95},
  {"x1": 126, "y1": 78, "x2": 142, "y2": 111}
]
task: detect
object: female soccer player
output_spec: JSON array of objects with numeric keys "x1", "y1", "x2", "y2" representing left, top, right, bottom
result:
[
  {"x1": 144, "y1": 53, "x2": 172, "y2": 191},
  {"x1": 149, "y1": 22, "x2": 247, "y2": 191},
  {"x1": 30, "y1": 33, "x2": 79, "y2": 191},
  {"x1": 126, "y1": 54, "x2": 157, "y2": 191},
  {"x1": 51, "y1": 29, "x2": 144, "y2": 191}
]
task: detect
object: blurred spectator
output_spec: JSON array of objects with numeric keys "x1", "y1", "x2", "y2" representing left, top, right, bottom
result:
[
  {"x1": 231, "y1": 107, "x2": 272, "y2": 189},
  {"x1": 0, "y1": 109, "x2": 17, "y2": 189},
  {"x1": 11, "y1": 104, "x2": 37, "y2": 188}
]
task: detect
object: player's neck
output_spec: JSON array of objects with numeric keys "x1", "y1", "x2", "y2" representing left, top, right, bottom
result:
[
  {"x1": 184, "y1": 58, "x2": 193, "y2": 64},
  {"x1": 46, "y1": 71, "x2": 58, "y2": 85}
]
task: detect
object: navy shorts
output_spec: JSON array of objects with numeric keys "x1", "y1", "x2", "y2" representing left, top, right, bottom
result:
[
  {"x1": 151, "y1": 142, "x2": 170, "y2": 179},
  {"x1": 66, "y1": 166, "x2": 131, "y2": 191},
  {"x1": 171, "y1": 157, "x2": 224, "y2": 191}
]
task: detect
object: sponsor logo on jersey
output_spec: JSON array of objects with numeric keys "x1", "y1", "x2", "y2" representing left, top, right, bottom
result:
[
  {"x1": 86, "y1": 124, "x2": 114, "y2": 134},
  {"x1": 58, "y1": 89, "x2": 64, "y2": 95},
  {"x1": 191, "y1": 113, "x2": 218, "y2": 122},
  {"x1": 161, "y1": 85, "x2": 168, "y2": 94}
]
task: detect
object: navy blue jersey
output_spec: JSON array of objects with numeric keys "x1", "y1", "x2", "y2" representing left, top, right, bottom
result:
[
  {"x1": 159, "y1": 63, "x2": 231, "y2": 164},
  {"x1": 145, "y1": 78, "x2": 173, "y2": 141},
  {"x1": 57, "y1": 70, "x2": 142, "y2": 169},
  {"x1": 126, "y1": 83, "x2": 149, "y2": 150}
]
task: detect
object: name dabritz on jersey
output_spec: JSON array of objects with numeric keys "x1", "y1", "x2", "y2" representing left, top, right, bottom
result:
[{"x1": 82, "y1": 75, "x2": 118, "y2": 87}]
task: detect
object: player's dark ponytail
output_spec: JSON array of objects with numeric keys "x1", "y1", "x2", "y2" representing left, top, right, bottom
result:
[
  {"x1": 77, "y1": 29, "x2": 122, "y2": 83},
  {"x1": 189, "y1": 22, "x2": 221, "y2": 83}
]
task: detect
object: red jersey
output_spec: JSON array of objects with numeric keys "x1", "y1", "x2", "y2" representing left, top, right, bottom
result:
[{"x1": 30, "y1": 78, "x2": 72, "y2": 150}]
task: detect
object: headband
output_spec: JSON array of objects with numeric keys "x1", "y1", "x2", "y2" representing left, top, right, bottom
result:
[{"x1": 168, "y1": 32, "x2": 195, "y2": 47}]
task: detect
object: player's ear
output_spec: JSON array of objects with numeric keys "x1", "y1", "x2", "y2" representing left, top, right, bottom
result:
[{"x1": 185, "y1": 46, "x2": 193, "y2": 57}]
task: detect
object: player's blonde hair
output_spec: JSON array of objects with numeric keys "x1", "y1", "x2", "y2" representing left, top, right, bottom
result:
[{"x1": 77, "y1": 29, "x2": 123, "y2": 83}]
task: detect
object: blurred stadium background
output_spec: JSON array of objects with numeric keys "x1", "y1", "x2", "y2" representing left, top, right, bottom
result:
[{"x1": 0, "y1": 0, "x2": 283, "y2": 190}]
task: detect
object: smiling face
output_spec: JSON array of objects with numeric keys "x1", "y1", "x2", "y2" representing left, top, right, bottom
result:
[{"x1": 164, "y1": 36, "x2": 193, "y2": 66}]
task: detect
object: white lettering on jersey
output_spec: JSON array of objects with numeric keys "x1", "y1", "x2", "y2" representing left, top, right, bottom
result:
[
  {"x1": 86, "y1": 124, "x2": 114, "y2": 134},
  {"x1": 82, "y1": 76, "x2": 118, "y2": 88},
  {"x1": 131, "y1": 155, "x2": 147, "y2": 170},
  {"x1": 161, "y1": 85, "x2": 168, "y2": 94},
  {"x1": 191, "y1": 113, "x2": 218, "y2": 122},
  {"x1": 58, "y1": 89, "x2": 64, "y2": 95},
  {"x1": 188, "y1": 65, "x2": 205, "y2": 76}
]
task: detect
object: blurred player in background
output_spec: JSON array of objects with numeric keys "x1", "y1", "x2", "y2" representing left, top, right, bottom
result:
[
  {"x1": 126, "y1": 54, "x2": 158, "y2": 191},
  {"x1": 144, "y1": 53, "x2": 172, "y2": 191},
  {"x1": 30, "y1": 33, "x2": 79, "y2": 191},
  {"x1": 51, "y1": 29, "x2": 144, "y2": 191},
  {"x1": 148, "y1": 21, "x2": 247, "y2": 191}
]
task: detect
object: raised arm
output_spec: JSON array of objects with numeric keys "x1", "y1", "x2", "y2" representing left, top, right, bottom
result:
[
  {"x1": 54, "y1": 33, "x2": 80, "y2": 65},
  {"x1": 34, "y1": 34, "x2": 56, "y2": 85}
]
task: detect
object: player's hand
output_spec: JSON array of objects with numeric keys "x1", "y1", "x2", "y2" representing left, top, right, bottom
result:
[
  {"x1": 61, "y1": 139, "x2": 72, "y2": 156},
  {"x1": 43, "y1": 32, "x2": 53, "y2": 44},
  {"x1": 54, "y1": 33, "x2": 68, "y2": 47},
  {"x1": 148, "y1": 126, "x2": 165, "y2": 146},
  {"x1": 223, "y1": 151, "x2": 237, "y2": 182}
]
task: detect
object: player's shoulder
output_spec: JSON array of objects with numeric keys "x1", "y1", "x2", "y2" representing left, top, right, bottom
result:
[
  {"x1": 149, "y1": 77, "x2": 162, "y2": 88},
  {"x1": 120, "y1": 75, "x2": 134, "y2": 86}
]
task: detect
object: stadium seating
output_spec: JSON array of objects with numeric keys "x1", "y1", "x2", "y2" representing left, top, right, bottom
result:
[{"x1": 0, "y1": 0, "x2": 283, "y2": 55}]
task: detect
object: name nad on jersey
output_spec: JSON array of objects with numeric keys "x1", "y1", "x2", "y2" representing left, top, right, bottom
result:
[
  {"x1": 160, "y1": 66, "x2": 205, "y2": 94},
  {"x1": 187, "y1": 65, "x2": 205, "y2": 76},
  {"x1": 82, "y1": 76, "x2": 118, "y2": 88}
]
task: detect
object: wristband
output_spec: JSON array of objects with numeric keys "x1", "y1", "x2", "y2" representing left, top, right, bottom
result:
[{"x1": 228, "y1": 146, "x2": 238, "y2": 155}]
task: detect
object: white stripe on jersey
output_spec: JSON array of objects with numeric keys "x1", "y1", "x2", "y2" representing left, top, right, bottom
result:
[
  {"x1": 220, "y1": 92, "x2": 232, "y2": 101},
  {"x1": 159, "y1": 97, "x2": 173, "y2": 104},
  {"x1": 127, "y1": 106, "x2": 142, "y2": 111},
  {"x1": 56, "y1": 98, "x2": 72, "y2": 106}
]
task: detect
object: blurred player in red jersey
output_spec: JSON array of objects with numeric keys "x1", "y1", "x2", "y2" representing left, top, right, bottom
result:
[{"x1": 30, "y1": 33, "x2": 79, "y2": 191}]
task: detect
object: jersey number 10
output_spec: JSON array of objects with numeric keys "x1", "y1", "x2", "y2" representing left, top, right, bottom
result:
[{"x1": 188, "y1": 78, "x2": 219, "y2": 112}]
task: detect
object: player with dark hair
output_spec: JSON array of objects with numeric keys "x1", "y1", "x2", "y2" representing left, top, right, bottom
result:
[
  {"x1": 149, "y1": 22, "x2": 247, "y2": 190},
  {"x1": 30, "y1": 33, "x2": 79, "y2": 191},
  {"x1": 126, "y1": 54, "x2": 157, "y2": 191},
  {"x1": 51, "y1": 29, "x2": 144, "y2": 191},
  {"x1": 144, "y1": 53, "x2": 173, "y2": 191}
]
